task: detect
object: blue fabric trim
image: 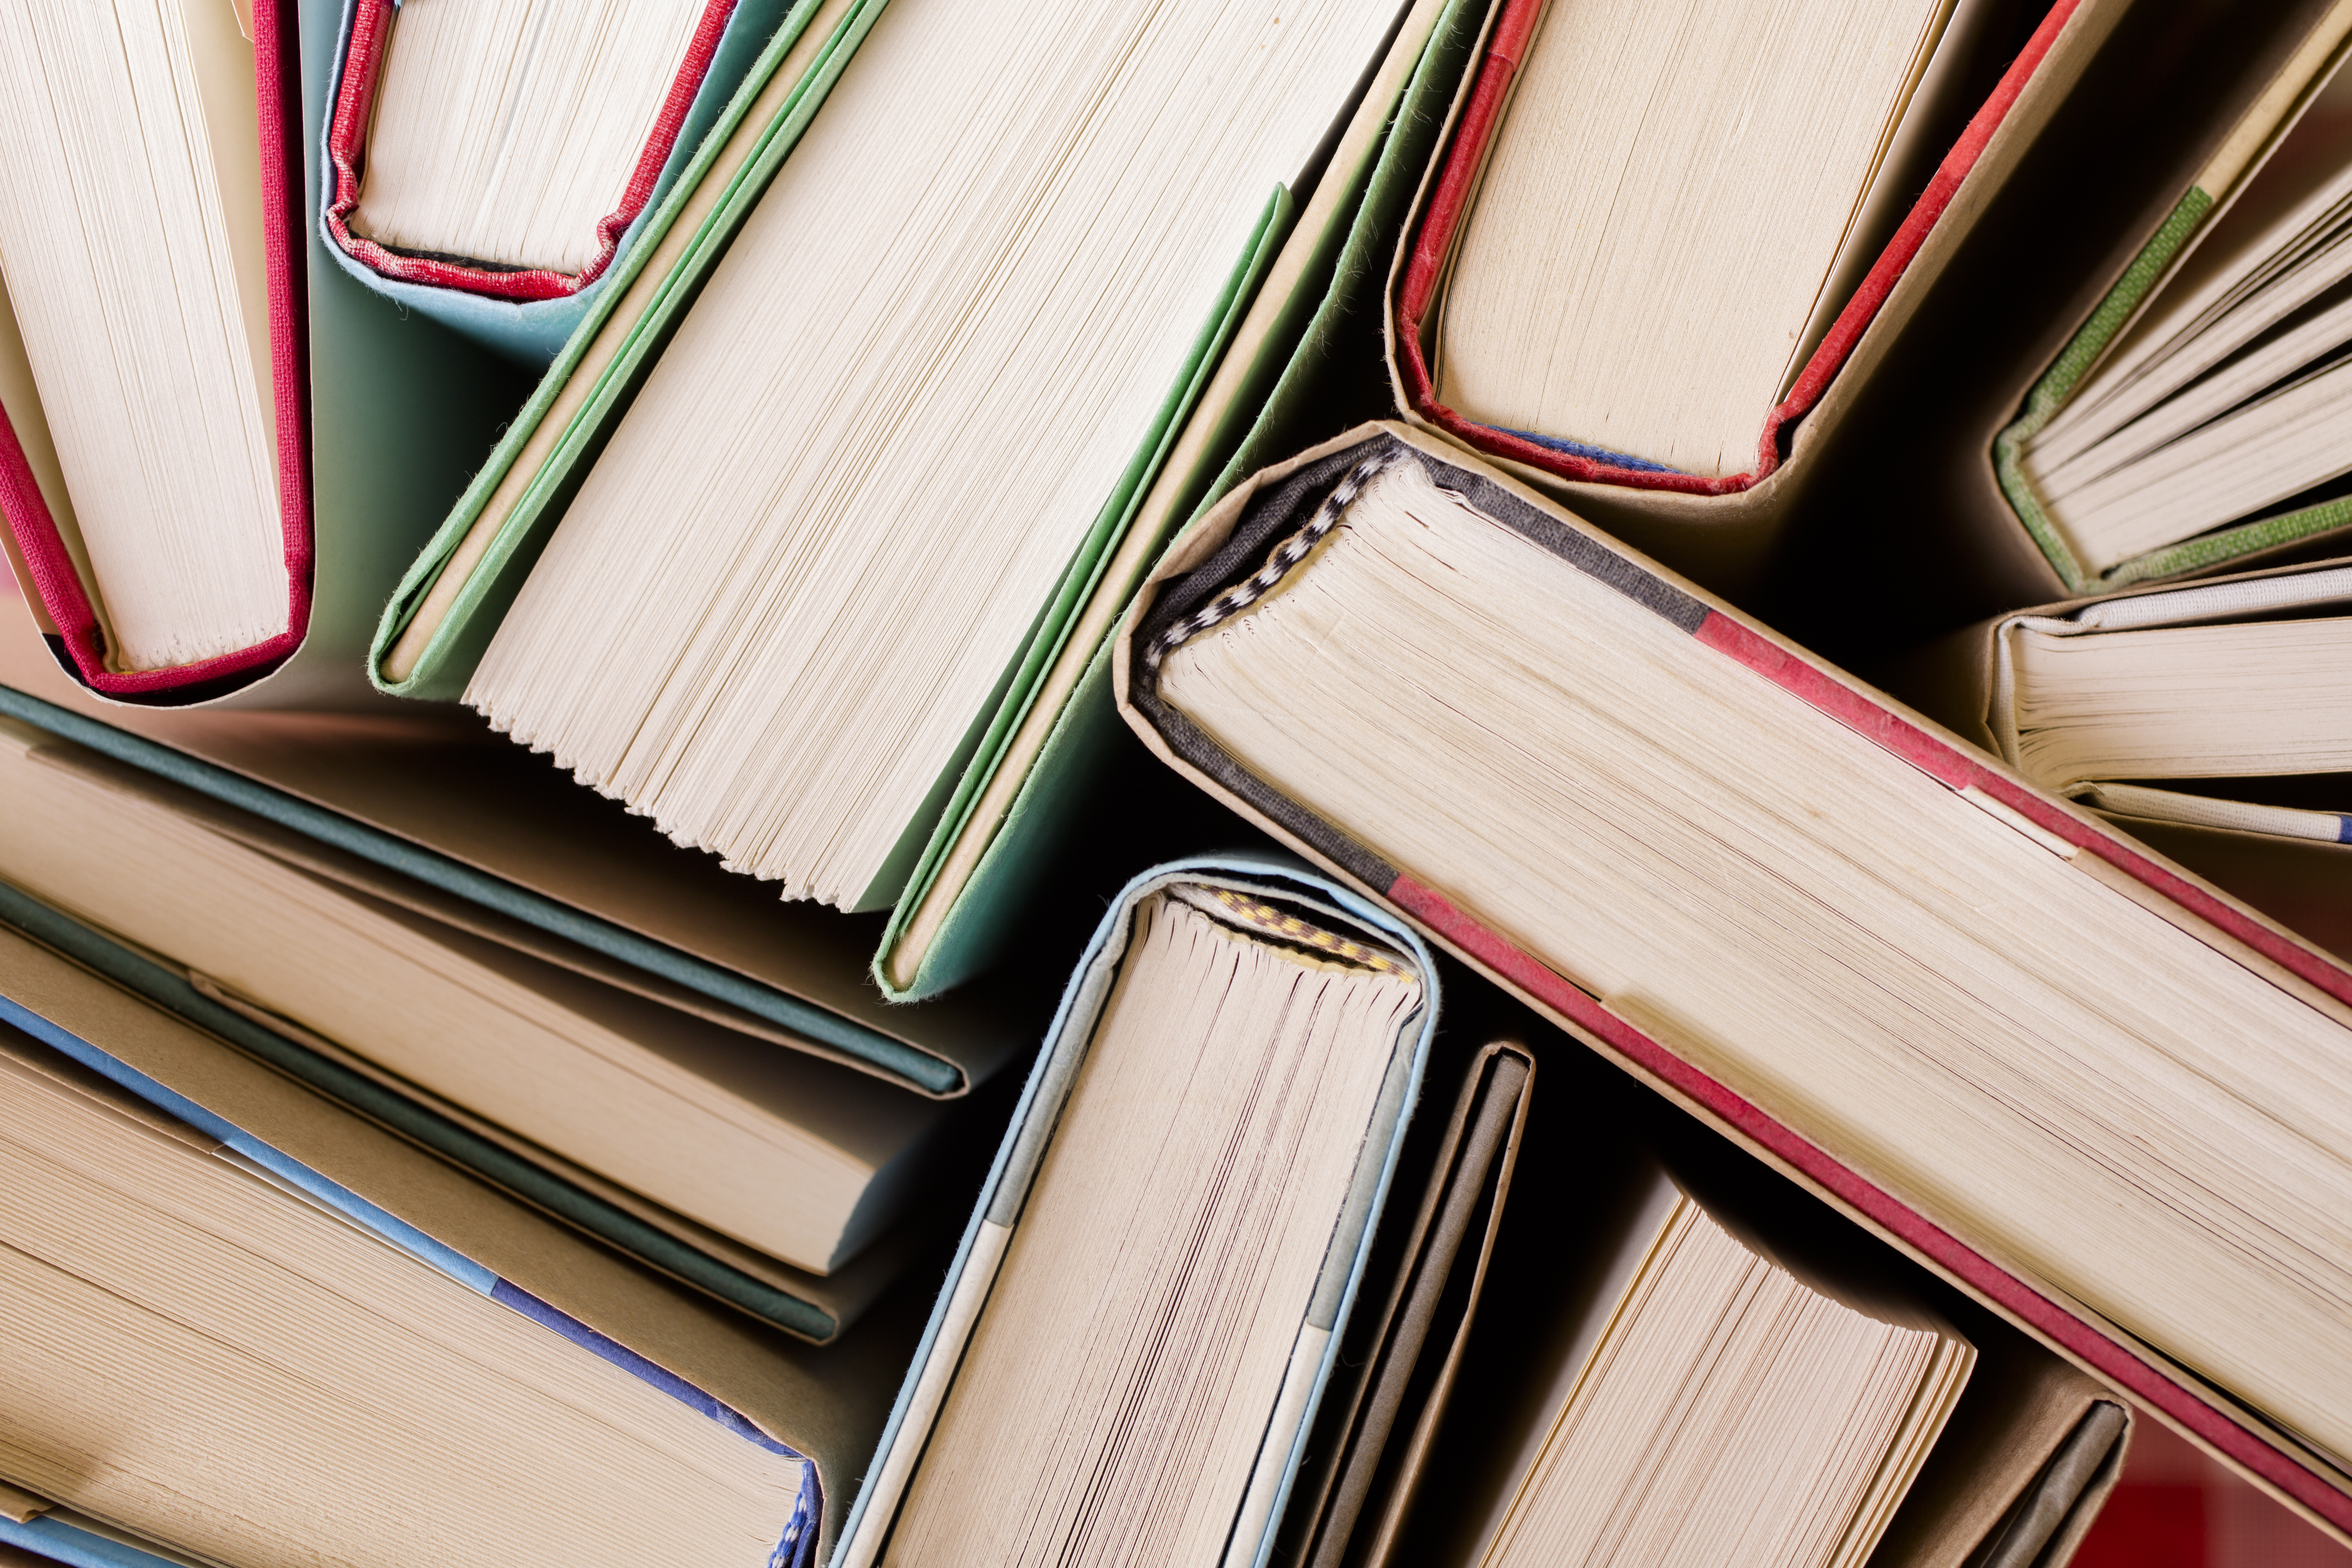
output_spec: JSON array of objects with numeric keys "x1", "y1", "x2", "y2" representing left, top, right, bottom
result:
[
  {"x1": 0, "y1": 986, "x2": 496, "y2": 1295},
  {"x1": 0, "y1": 1516, "x2": 187, "y2": 1568},
  {"x1": 2338, "y1": 816, "x2": 2352, "y2": 845},
  {"x1": 0, "y1": 681, "x2": 958, "y2": 1096},
  {"x1": 1491, "y1": 425, "x2": 1689, "y2": 476}
]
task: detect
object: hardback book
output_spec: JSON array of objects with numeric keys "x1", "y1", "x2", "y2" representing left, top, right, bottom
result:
[
  {"x1": 1354, "y1": 1033, "x2": 2131, "y2": 1568},
  {"x1": 1892, "y1": 557, "x2": 2352, "y2": 963},
  {"x1": 362, "y1": 0, "x2": 1484, "y2": 1001},
  {"x1": 0, "y1": 716, "x2": 962, "y2": 1339},
  {"x1": 1989, "y1": 3, "x2": 2352, "y2": 594},
  {"x1": 1115, "y1": 423, "x2": 2352, "y2": 1545},
  {"x1": 1423, "y1": 1164, "x2": 1979, "y2": 1568},
  {"x1": 0, "y1": 0, "x2": 534, "y2": 708},
  {"x1": 834, "y1": 857, "x2": 1439, "y2": 1568},
  {"x1": 0, "y1": 621, "x2": 1030, "y2": 1103},
  {"x1": 1379, "y1": 0, "x2": 2129, "y2": 594},
  {"x1": 0, "y1": 915, "x2": 921, "y2": 1568},
  {"x1": 318, "y1": 0, "x2": 798, "y2": 363},
  {"x1": 1283, "y1": 1040, "x2": 1534, "y2": 1568}
]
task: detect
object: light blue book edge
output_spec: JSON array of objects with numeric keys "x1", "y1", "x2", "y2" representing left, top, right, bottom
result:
[
  {"x1": 0, "y1": 989, "x2": 822, "y2": 1568},
  {"x1": 830, "y1": 853, "x2": 1441, "y2": 1568}
]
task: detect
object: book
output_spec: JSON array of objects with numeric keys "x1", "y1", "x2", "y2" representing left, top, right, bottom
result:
[
  {"x1": 1427, "y1": 1167, "x2": 1977, "y2": 1568},
  {"x1": 1891, "y1": 556, "x2": 2352, "y2": 966},
  {"x1": 359, "y1": 0, "x2": 1472, "y2": 998},
  {"x1": 0, "y1": 0, "x2": 310, "y2": 699},
  {"x1": 317, "y1": 0, "x2": 801, "y2": 363},
  {"x1": 1379, "y1": 0, "x2": 2125, "y2": 595},
  {"x1": 0, "y1": 621, "x2": 1031, "y2": 1102},
  {"x1": 0, "y1": 716, "x2": 963, "y2": 1331},
  {"x1": 835, "y1": 856, "x2": 1439, "y2": 1568},
  {"x1": 1991, "y1": 2, "x2": 2352, "y2": 594},
  {"x1": 1114, "y1": 422, "x2": 2352, "y2": 1545},
  {"x1": 1285, "y1": 1040, "x2": 1533, "y2": 1568},
  {"x1": 0, "y1": 913, "x2": 921, "y2": 1568},
  {"x1": 1363, "y1": 1034, "x2": 2131, "y2": 1568},
  {"x1": 0, "y1": 0, "x2": 538, "y2": 707}
]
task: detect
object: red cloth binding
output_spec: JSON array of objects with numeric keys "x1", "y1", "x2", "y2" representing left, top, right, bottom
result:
[
  {"x1": 1378, "y1": 601, "x2": 2352, "y2": 1541},
  {"x1": 321, "y1": 0, "x2": 739, "y2": 302},
  {"x1": 0, "y1": 0, "x2": 312, "y2": 700},
  {"x1": 1392, "y1": 0, "x2": 2080, "y2": 493}
]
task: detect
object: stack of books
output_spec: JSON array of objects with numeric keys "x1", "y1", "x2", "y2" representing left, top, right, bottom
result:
[{"x1": 1, "y1": 0, "x2": 2349, "y2": 1563}]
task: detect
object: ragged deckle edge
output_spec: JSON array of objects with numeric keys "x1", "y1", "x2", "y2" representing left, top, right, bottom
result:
[
  {"x1": 364, "y1": 0, "x2": 878, "y2": 699},
  {"x1": 1113, "y1": 423, "x2": 2352, "y2": 1545},
  {"x1": 0, "y1": 875, "x2": 844, "y2": 1343},
  {"x1": 857, "y1": 186, "x2": 1296, "y2": 937},
  {"x1": 1994, "y1": 4, "x2": 2352, "y2": 594},
  {"x1": 833, "y1": 855, "x2": 1439, "y2": 1568},
  {"x1": 1387, "y1": 0, "x2": 2082, "y2": 496},
  {"x1": 0, "y1": 679, "x2": 961, "y2": 1096}
]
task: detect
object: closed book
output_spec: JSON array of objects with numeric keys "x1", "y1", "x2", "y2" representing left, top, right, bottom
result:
[
  {"x1": 837, "y1": 856, "x2": 1439, "y2": 1568},
  {"x1": 1115, "y1": 422, "x2": 2352, "y2": 1546},
  {"x1": 359, "y1": 0, "x2": 1477, "y2": 1004},
  {"x1": 1983, "y1": 2, "x2": 2352, "y2": 595},
  {"x1": 316, "y1": 0, "x2": 799, "y2": 363},
  {"x1": 0, "y1": 0, "x2": 535, "y2": 708},
  {"x1": 1891, "y1": 556, "x2": 2352, "y2": 963},
  {"x1": 0, "y1": 915, "x2": 919, "y2": 1568},
  {"x1": 1378, "y1": 0, "x2": 2125, "y2": 597}
]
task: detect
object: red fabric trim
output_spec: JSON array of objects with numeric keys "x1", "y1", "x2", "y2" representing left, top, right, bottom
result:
[
  {"x1": 0, "y1": 0, "x2": 310, "y2": 700},
  {"x1": 1394, "y1": 0, "x2": 2080, "y2": 494},
  {"x1": 321, "y1": 0, "x2": 738, "y2": 301},
  {"x1": 1693, "y1": 610, "x2": 2352, "y2": 1011},
  {"x1": 1386, "y1": 873, "x2": 2352, "y2": 1536}
]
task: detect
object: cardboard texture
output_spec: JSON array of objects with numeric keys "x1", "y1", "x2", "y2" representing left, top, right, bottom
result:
[{"x1": 1114, "y1": 422, "x2": 2352, "y2": 1548}]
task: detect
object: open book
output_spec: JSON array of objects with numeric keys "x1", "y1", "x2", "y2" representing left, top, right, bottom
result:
[{"x1": 1118, "y1": 423, "x2": 2352, "y2": 1547}]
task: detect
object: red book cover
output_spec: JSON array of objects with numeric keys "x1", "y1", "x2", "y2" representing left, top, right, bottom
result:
[
  {"x1": 1116, "y1": 423, "x2": 2352, "y2": 1548},
  {"x1": 1389, "y1": 0, "x2": 2078, "y2": 496},
  {"x1": 0, "y1": 0, "x2": 313, "y2": 704}
]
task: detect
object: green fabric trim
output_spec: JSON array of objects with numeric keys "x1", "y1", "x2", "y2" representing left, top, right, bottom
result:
[
  {"x1": 1993, "y1": 188, "x2": 2214, "y2": 594},
  {"x1": 2093, "y1": 490, "x2": 2352, "y2": 590},
  {"x1": 0, "y1": 878, "x2": 838, "y2": 1343},
  {"x1": 878, "y1": 0, "x2": 1488, "y2": 1001},
  {"x1": 0, "y1": 679, "x2": 958, "y2": 1096},
  {"x1": 368, "y1": 0, "x2": 883, "y2": 700},
  {"x1": 869, "y1": 185, "x2": 1297, "y2": 989}
]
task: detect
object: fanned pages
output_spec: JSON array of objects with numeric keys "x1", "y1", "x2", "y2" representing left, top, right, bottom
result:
[
  {"x1": 1995, "y1": 4, "x2": 2352, "y2": 590},
  {"x1": 835, "y1": 861, "x2": 1437, "y2": 1568},
  {"x1": 0, "y1": 0, "x2": 300, "y2": 687},
  {"x1": 461, "y1": 0, "x2": 1409, "y2": 911},
  {"x1": 1118, "y1": 425, "x2": 2352, "y2": 1539}
]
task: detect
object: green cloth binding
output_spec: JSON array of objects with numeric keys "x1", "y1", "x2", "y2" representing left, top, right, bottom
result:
[
  {"x1": 0, "y1": 878, "x2": 839, "y2": 1343},
  {"x1": 1994, "y1": 185, "x2": 2352, "y2": 592}
]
